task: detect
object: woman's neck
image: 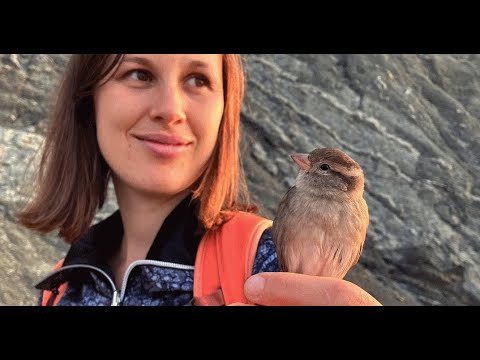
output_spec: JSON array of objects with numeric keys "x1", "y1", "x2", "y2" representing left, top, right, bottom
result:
[{"x1": 110, "y1": 177, "x2": 191, "y2": 287}]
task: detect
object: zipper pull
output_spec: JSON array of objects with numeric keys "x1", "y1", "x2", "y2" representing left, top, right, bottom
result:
[{"x1": 111, "y1": 290, "x2": 121, "y2": 306}]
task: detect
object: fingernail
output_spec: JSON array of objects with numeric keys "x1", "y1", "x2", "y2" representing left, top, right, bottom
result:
[{"x1": 245, "y1": 275, "x2": 265, "y2": 298}]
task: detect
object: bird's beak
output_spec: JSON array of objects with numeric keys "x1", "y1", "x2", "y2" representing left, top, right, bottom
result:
[{"x1": 290, "y1": 153, "x2": 311, "y2": 171}]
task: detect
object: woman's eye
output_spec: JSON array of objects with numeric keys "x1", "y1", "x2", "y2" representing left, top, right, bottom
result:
[
  {"x1": 128, "y1": 69, "x2": 152, "y2": 82},
  {"x1": 186, "y1": 75, "x2": 209, "y2": 88},
  {"x1": 320, "y1": 164, "x2": 330, "y2": 171}
]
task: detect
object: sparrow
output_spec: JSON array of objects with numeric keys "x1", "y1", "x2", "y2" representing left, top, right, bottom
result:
[{"x1": 272, "y1": 148, "x2": 369, "y2": 278}]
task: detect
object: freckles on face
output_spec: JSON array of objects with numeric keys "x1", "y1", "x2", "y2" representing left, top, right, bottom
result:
[{"x1": 93, "y1": 54, "x2": 225, "y2": 197}]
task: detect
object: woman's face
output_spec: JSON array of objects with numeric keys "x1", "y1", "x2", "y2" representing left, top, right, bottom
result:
[{"x1": 94, "y1": 54, "x2": 224, "y2": 198}]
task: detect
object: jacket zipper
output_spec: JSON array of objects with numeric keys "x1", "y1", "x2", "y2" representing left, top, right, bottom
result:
[
  {"x1": 40, "y1": 264, "x2": 118, "y2": 306},
  {"x1": 41, "y1": 261, "x2": 194, "y2": 306},
  {"x1": 111, "y1": 289, "x2": 121, "y2": 306}
]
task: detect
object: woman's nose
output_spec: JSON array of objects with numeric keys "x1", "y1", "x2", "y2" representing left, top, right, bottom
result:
[{"x1": 148, "y1": 83, "x2": 186, "y2": 125}]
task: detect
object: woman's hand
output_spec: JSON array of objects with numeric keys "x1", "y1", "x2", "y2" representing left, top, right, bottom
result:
[{"x1": 242, "y1": 272, "x2": 382, "y2": 306}]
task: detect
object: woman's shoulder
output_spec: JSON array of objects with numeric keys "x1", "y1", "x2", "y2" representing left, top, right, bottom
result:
[
  {"x1": 216, "y1": 211, "x2": 281, "y2": 274},
  {"x1": 205, "y1": 211, "x2": 281, "y2": 274}
]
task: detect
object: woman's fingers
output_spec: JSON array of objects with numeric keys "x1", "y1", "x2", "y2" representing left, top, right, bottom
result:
[{"x1": 244, "y1": 272, "x2": 382, "y2": 306}]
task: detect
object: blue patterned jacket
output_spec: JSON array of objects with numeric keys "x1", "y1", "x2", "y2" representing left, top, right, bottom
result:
[{"x1": 36, "y1": 196, "x2": 281, "y2": 306}]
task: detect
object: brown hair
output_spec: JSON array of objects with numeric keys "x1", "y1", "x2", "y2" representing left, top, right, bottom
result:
[{"x1": 17, "y1": 54, "x2": 255, "y2": 244}]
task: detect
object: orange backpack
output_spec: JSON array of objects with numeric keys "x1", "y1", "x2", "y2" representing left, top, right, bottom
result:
[{"x1": 41, "y1": 212, "x2": 273, "y2": 306}]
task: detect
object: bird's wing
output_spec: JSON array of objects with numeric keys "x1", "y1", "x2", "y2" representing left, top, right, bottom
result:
[
  {"x1": 271, "y1": 186, "x2": 298, "y2": 270},
  {"x1": 272, "y1": 186, "x2": 297, "y2": 224},
  {"x1": 351, "y1": 197, "x2": 369, "y2": 266}
]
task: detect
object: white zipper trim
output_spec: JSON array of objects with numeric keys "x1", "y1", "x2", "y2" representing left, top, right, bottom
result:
[
  {"x1": 44, "y1": 264, "x2": 119, "y2": 306},
  {"x1": 112, "y1": 289, "x2": 121, "y2": 306},
  {"x1": 119, "y1": 260, "x2": 195, "y2": 301},
  {"x1": 43, "y1": 261, "x2": 194, "y2": 306}
]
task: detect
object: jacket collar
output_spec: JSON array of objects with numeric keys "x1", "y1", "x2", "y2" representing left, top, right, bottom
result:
[{"x1": 63, "y1": 194, "x2": 204, "y2": 275}]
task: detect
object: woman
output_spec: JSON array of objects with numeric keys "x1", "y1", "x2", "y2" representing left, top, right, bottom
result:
[{"x1": 18, "y1": 54, "x2": 381, "y2": 306}]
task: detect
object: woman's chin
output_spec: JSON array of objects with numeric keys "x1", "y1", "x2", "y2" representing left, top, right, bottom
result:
[{"x1": 137, "y1": 184, "x2": 191, "y2": 199}]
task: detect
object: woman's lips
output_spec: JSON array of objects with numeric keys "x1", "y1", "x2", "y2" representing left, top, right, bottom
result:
[{"x1": 133, "y1": 133, "x2": 192, "y2": 158}]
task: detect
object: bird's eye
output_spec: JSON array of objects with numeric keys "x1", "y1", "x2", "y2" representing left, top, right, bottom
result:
[{"x1": 320, "y1": 164, "x2": 330, "y2": 171}]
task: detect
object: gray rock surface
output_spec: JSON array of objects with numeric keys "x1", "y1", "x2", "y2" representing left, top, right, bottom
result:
[{"x1": 1, "y1": 54, "x2": 479, "y2": 305}]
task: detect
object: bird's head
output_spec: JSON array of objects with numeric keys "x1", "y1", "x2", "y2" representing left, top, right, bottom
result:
[{"x1": 291, "y1": 148, "x2": 365, "y2": 197}]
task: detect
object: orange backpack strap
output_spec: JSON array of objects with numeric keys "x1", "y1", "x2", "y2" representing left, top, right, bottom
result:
[
  {"x1": 41, "y1": 259, "x2": 68, "y2": 306},
  {"x1": 193, "y1": 212, "x2": 273, "y2": 305}
]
